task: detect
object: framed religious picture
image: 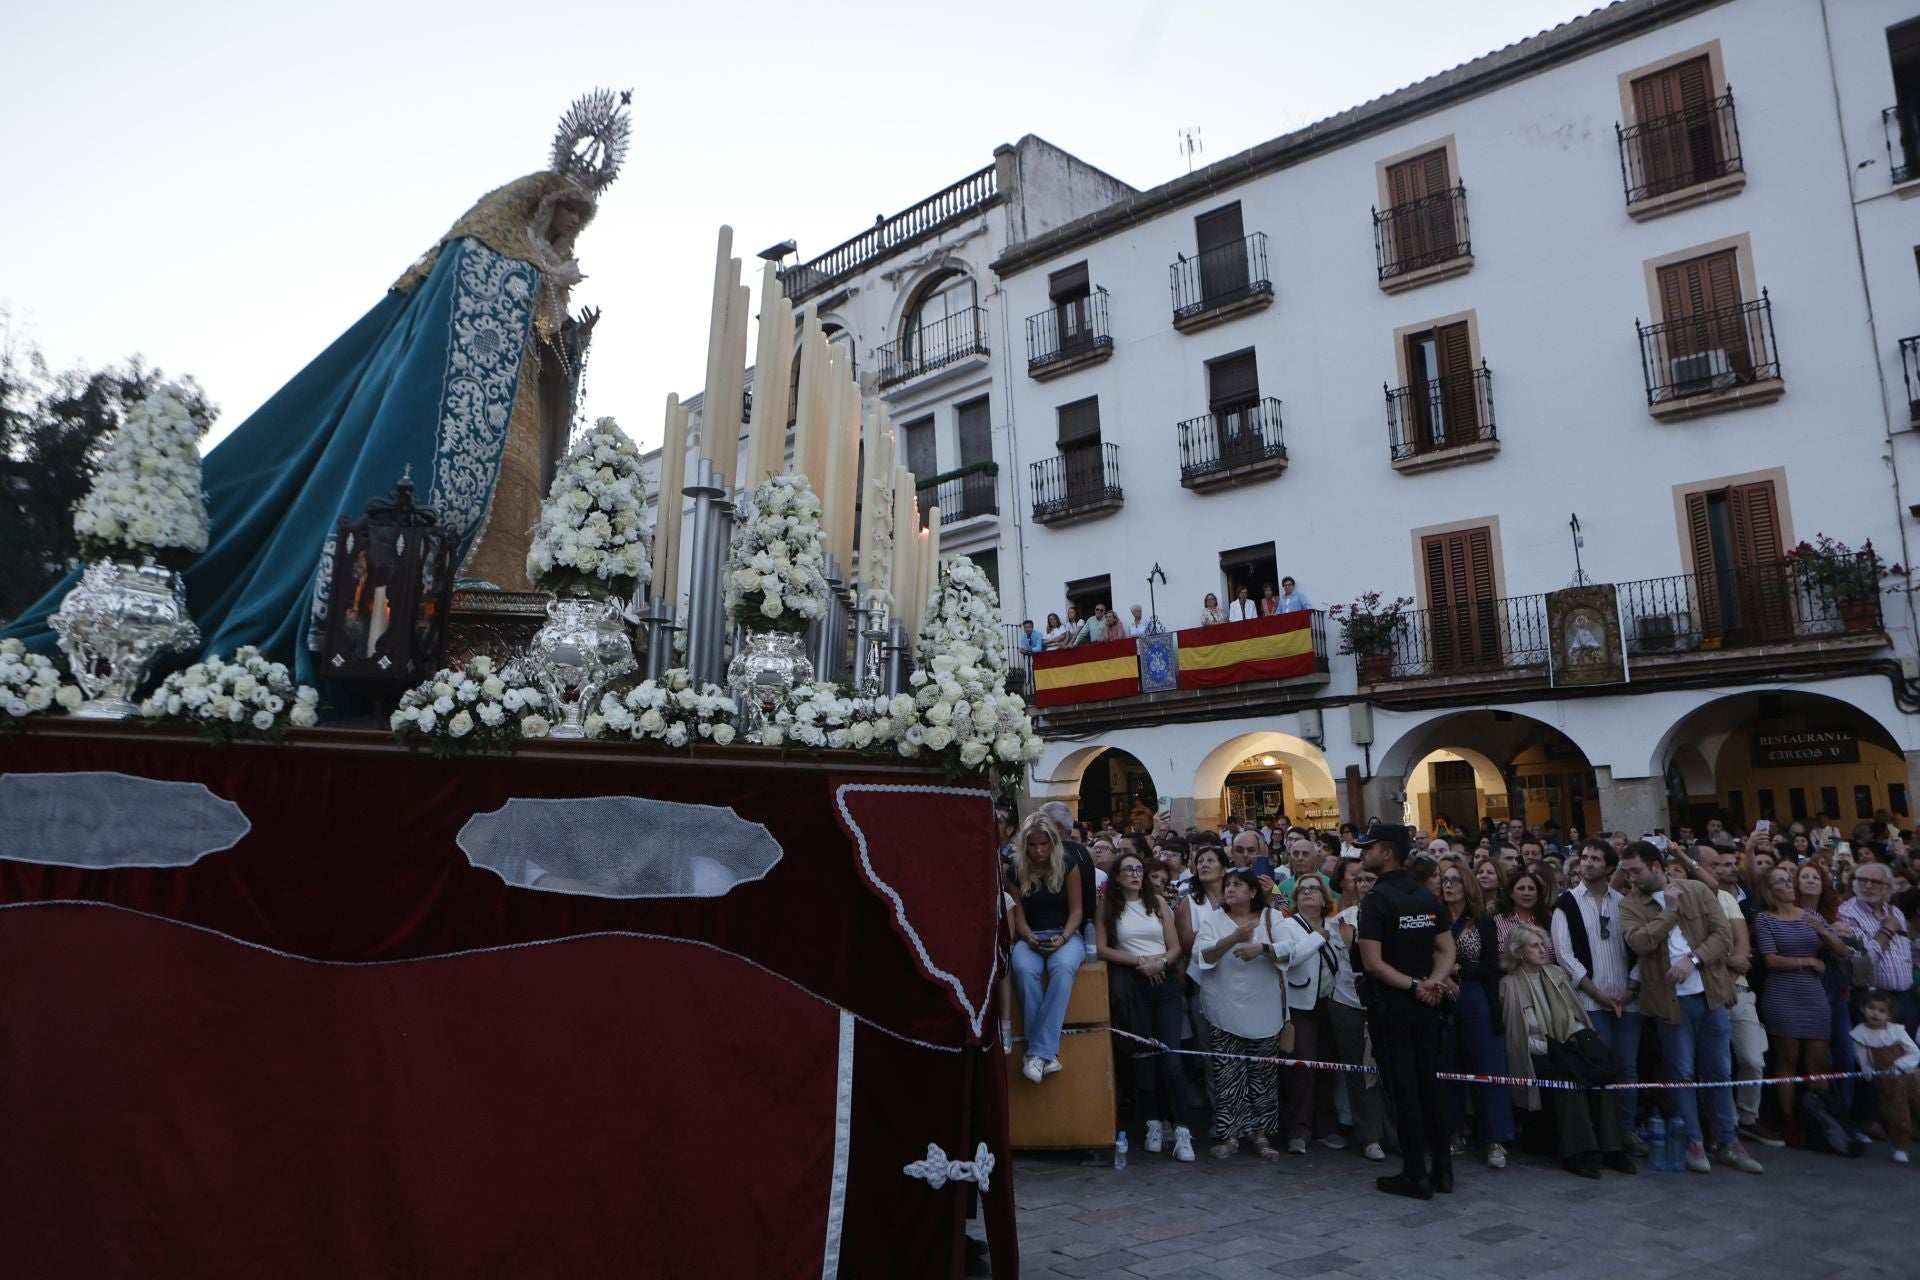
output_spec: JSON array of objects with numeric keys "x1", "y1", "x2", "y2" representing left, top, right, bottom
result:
[{"x1": 1545, "y1": 585, "x2": 1626, "y2": 687}]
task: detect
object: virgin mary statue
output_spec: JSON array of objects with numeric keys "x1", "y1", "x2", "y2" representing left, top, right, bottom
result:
[{"x1": 4, "y1": 91, "x2": 630, "y2": 685}]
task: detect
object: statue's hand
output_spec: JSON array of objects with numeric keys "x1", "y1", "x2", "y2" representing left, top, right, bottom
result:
[{"x1": 577, "y1": 306, "x2": 601, "y2": 338}]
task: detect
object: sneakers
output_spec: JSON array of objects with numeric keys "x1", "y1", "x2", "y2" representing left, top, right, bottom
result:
[
  {"x1": 1363, "y1": 1142, "x2": 1387, "y2": 1162},
  {"x1": 1286, "y1": 1137, "x2": 1308, "y2": 1155},
  {"x1": 1021, "y1": 1056, "x2": 1044, "y2": 1084},
  {"x1": 1042, "y1": 1057, "x2": 1063, "y2": 1076},
  {"x1": 1448, "y1": 1136, "x2": 1468, "y2": 1157},
  {"x1": 1894, "y1": 1149, "x2": 1911, "y2": 1165},
  {"x1": 1143, "y1": 1120, "x2": 1165, "y2": 1154},
  {"x1": 1486, "y1": 1143, "x2": 1508, "y2": 1170},
  {"x1": 1711, "y1": 1140, "x2": 1763, "y2": 1174},
  {"x1": 1172, "y1": 1127, "x2": 1196, "y2": 1163},
  {"x1": 1319, "y1": 1132, "x2": 1347, "y2": 1150},
  {"x1": 1684, "y1": 1139, "x2": 1712, "y2": 1173},
  {"x1": 1738, "y1": 1121, "x2": 1785, "y2": 1148}
]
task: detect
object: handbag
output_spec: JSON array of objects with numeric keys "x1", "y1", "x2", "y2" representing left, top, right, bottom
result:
[
  {"x1": 1546, "y1": 1026, "x2": 1619, "y2": 1089},
  {"x1": 1264, "y1": 912, "x2": 1297, "y2": 1054}
]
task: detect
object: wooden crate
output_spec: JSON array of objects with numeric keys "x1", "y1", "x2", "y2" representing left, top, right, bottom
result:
[
  {"x1": 1007, "y1": 959, "x2": 1115, "y2": 1149},
  {"x1": 1007, "y1": 959, "x2": 1108, "y2": 1038}
]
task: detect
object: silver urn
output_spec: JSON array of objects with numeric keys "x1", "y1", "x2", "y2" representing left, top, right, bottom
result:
[
  {"x1": 529, "y1": 593, "x2": 636, "y2": 738},
  {"x1": 50, "y1": 558, "x2": 200, "y2": 719},
  {"x1": 727, "y1": 628, "x2": 815, "y2": 742}
]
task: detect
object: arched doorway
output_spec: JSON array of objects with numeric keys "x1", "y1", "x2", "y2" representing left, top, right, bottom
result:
[
  {"x1": 1074, "y1": 748, "x2": 1158, "y2": 831},
  {"x1": 1193, "y1": 732, "x2": 1339, "y2": 831},
  {"x1": 1382, "y1": 712, "x2": 1601, "y2": 837},
  {"x1": 1654, "y1": 691, "x2": 1908, "y2": 832}
]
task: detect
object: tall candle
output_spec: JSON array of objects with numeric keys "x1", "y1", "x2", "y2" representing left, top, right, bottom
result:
[
  {"x1": 698, "y1": 228, "x2": 734, "y2": 468},
  {"x1": 745, "y1": 262, "x2": 782, "y2": 488},
  {"x1": 717, "y1": 277, "x2": 749, "y2": 488},
  {"x1": 790, "y1": 312, "x2": 821, "y2": 485},
  {"x1": 653, "y1": 394, "x2": 688, "y2": 614},
  {"x1": 924, "y1": 505, "x2": 942, "y2": 609},
  {"x1": 822, "y1": 375, "x2": 851, "y2": 575}
]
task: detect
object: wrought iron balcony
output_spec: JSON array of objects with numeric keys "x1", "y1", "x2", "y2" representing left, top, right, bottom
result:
[
  {"x1": 1026, "y1": 291, "x2": 1113, "y2": 376},
  {"x1": 778, "y1": 165, "x2": 997, "y2": 302},
  {"x1": 1617, "y1": 90, "x2": 1743, "y2": 206},
  {"x1": 875, "y1": 307, "x2": 989, "y2": 388},
  {"x1": 1177, "y1": 398, "x2": 1286, "y2": 489},
  {"x1": 1385, "y1": 365, "x2": 1496, "y2": 464},
  {"x1": 1636, "y1": 293, "x2": 1781, "y2": 407},
  {"x1": 1885, "y1": 105, "x2": 1918, "y2": 186},
  {"x1": 1169, "y1": 233, "x2": 1271, "y2": 328},
  {"x1": 1373, "y1": 185, "x2": 1471, "y2": 282},
  {"x1": 1030, "y1": 443, "x2": 1121, "y2": 525},
  {"x1": 1368, "y1": 594, "x2": 1549, "y2": 683},
  {"x1": 915, "y1": 462, "x2": 999, "y2": 524},
  {"x1": 1618, "y1": 555, "x2": 1884, "y2": 656},
  {"x1": 1902, "y1": 335, "x2": 1920, "y2": 425}
]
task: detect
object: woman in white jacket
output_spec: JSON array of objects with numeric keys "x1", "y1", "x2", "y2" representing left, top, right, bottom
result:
[
  {"x1": 1278, "y1": 876, "x2": 1341, "y2": 1153},
  {"x1": 1192, "y1": 868, "x2": 1321, "y2": 1159}
]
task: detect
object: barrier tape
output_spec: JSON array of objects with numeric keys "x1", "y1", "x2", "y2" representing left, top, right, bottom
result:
[{"x1": 1015, "y1": 1026, "x2": 1899, "y2": 1093}]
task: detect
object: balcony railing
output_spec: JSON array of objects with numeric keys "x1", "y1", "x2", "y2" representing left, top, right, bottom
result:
[
  {"x1": 1177, "y1": 397, "x2": 1286, "y2": 485},
  {"x1": 1385, "y1": 365, "x2": 1496, "y2": 461},
  {"x1": 778, "y1": 165, "x2": 997, "y2": 301},
  {"x1": 1617, "y1": 90, "x2": 1743, "y2": 205},
  {"x1": 1004, "y1": 622, "x2": 1035, "y2": 697},
  {"x1": 915, "y1": 461, "x2": 999, "y2": 524},
  {"x1": 1373, "y1": 185, "x2": 1472, "y2": 280},
  {"x1": 1617, "y1": 556, "x2": 1883, "y2": 656},
  {"x1": 1026, "y1": 291, "x2": 1112, "y2": 373},
  {"x1": 1902, "y1": 335, "x2": 1920, "y2": 425},
  {"x1": 1375, "y1": 594, "x2": 1550, "y2": 681},
  {"x1": 875, "y1": 307, "x2": 990, "y2": 387},
  {"x1": 1886, "y1": 105, "x2": 1918, "y2": 186},
  {"x1": 1030, "y1": 443, "x2": 1121, "y2": 524},
  {"x1": 1636, "y1": 293, "x2": 1780, "y2": 406},
  {"x1": 1170, "y1": 233, "x2": 1271, "y2": 322}
]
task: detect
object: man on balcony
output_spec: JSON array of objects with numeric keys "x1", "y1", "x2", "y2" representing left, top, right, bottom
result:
[{"x1": 1276, "y1": 576, "x2": 1312, "y2": 614}]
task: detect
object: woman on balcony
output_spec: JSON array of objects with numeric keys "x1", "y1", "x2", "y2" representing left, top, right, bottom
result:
[
  {"x1": 1041, "y1": 612, "x2": 1070, "y2": 650},
  {"x1": 1200, "y1": 593, "x2": 1226, "y2": 627}
]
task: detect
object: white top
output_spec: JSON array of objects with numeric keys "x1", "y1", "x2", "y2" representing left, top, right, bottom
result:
[
  {"x1": 1192, "y1": 907, "x2": 1309, "y2": 1039},
  {"x1": 1227, "y1": 598, "x2": 1257, "y2": 622},
  {"x1": 1850, "y1": 1022, "x2": 1920, "y2": 1073},
  {"x1": 1652, "y1": 890, "x2": 1705, "y2": 996},
  {"x1": 1552, "y1": 881, "x2": 1639, "y2": 1013},
  {"x1": 1115, "y1": 898, "x2": 1168, "y2": 958},
  {"x1": 1280, "y1": 914, "x2": 1332, "y2": 1012},
  {"x1": 1330, "y1": 905, "x2": 1364, "y2": 1008}
]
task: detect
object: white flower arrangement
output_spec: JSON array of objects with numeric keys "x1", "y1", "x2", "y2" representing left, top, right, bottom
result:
[
  {"x1": 914, "y1": 555, "x2": 1009, "y2": 675},
  {"x1": 724, "y1": 474, "x2": 829, "y2": 634},
  {"x1": 766, "y1": 682, "x2": 893, "y2": 752},
  {"x1": 0, "y1": 638, "x2": 82, "y2": 728},
  {"x1": 391, "y1": 655, "x2": 551, "y2": 756},
  {"x1": 139, "y1": 645, "x2": 320, "y2": 744},
  {"x1": 72, "y1": 381, "x2": 210, "y2": 563},
  {"x1": 587, "y1": 668, "x2": 736, "y2": 748},
  {"x1": 893, "y1": 558, "x2": 1043, "y2": 777},
  {"x1": 526, "y1": 417, "x2": 653, "y2": 599}
]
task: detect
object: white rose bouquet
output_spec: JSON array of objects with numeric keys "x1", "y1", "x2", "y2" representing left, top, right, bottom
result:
[
  {"x1": 587, "y1": 668, "x2": 736, "y2": 748},
  {"x1": 72, "y1": 381, "x2": 210, "y2": 564},
  {"x1": 526, "y1": 418, "x2": 653, "y2": 600},
  {"x1": 724, "y1": 474, "x2": 829, "y2": 635},
  {"x1": 139, "y1": 645, "x2": 321, "y2": 745},
  {"x1": 0, "y1": 639, "x2": 82, "y2": 729},
  {"x1": 766, "y1": 682, "x2": 892, "y2": 752},
  {"x1": 897, "y1": 558, "x2": 1044, "y2": 779},
  {"x1": 391, "y1": 655, "x2": 551, "y2": 756},
  {"x1": 914, "y1": 555, "x2": 1009, "y2": 674}
]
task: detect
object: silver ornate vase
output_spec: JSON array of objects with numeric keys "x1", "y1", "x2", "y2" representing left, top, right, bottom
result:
[
  {"x1": 51, "y1": 558, "x2": 200, "y2": 719},
  {"x1": 529, "y1": 593, "x2": 636, "y2": 738},
  {"x1": 727, "y1": 628, "x2": 815, "y2": 743}
]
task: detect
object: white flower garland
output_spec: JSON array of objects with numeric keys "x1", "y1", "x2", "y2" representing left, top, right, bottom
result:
[
  {"x1": 392, "y1": 656, "x2": 551, "y2": 754},
  {"x1": 0, "y1": 639, "x2": 82, "y2": 726},
  {"x1": 914, "y1": 555, "x2": 1008, "y2": 674},
  {"x1": 72, "y1": 381, "x2": 209, "y2": 561},
  {"x1": 724, "y1": 474, "x2": 829, "y2": 634},
  {"x1": 140, "y1": 646, "x2": 320, "y2": 742},
  {"x1": 765, "y1": 682, "x2": 893, "y2": 752},
  {"x1": 526, "y1": 417, "x2": 653, "y2": 599},
  {"x1": 586, "y1": 668, "x2": 736, "y2": 748}
]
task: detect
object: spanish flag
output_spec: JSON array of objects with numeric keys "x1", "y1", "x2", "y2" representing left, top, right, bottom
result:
[
  {"x1": 1176, "y1": 611, "x2": 1316, "y2": 689},
  {"x1": 1032, "y1": 635, "x2": 1140, "y2": 708}
]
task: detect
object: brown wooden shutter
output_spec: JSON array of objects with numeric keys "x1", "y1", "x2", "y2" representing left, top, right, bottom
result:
[
  {"x1": 1048, "y1": 263, "x2": 1090, "y2": 302},
  {"x1": 1684, "y1": 491, "x2": 1725, "y2": 637},
  {"x1": 956, "y1": 397, "x2": 992, "y2": 467},
  {"x1": 1423, "y1": 526, "x2": 1496, "y2": 671},
  {"x1": 1057, "y1": 397, "x2": 1102, "y2": 447},
  {"x1": 1632, "y1": 55, "x2": 1711, "y2": 121},
  {"x1": 1196, "y1": 204, "x2": 1244, "y2": 255},
  {"x1": 1631, "y1": 57, "x2": 1717, "y2": 194},
  {"x1": 1727, "y1": 481, "x2": 1788, "y2": 640},
  {"x1": 1196, "y1": 203, "x2": 1248, "y2": 303},
  {"x1": 1384, "y1": 150, "x2": 1454, "y2": 268},
  {"x1": 1657, "y1": 251, "x2": 1748, "y2": 373},
  {"x1": 1207, "y1": 350, "x2": 1260, "y2": 410},
  {"x1": 1435, "y1": 322, "x2": 1479, "y2": 444}
]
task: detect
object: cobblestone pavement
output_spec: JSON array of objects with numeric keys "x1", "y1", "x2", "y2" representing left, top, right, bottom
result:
[{"x1": 982, "y1": 1138, "x2": 1912, "y2": 1278}]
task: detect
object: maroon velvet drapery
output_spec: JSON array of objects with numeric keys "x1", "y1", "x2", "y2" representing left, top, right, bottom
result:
[{"x1": 0, "y1": 724, "x2": 1017, "y2": 1279}]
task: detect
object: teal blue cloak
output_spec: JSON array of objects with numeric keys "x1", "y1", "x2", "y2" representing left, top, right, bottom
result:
[{"x1": 5, "y1": 239, "x2": 538, "y2": 687}]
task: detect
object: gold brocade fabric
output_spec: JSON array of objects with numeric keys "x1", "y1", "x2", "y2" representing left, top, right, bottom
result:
[
  {"x1": 459, "y1": 343, "x2": 545, "y2": 590},
  {"x1": 393, "y1": 171, "x2": 595, "y2": 294}
]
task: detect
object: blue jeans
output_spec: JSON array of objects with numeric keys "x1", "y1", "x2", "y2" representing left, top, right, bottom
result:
[
  {"x1": 1439, "y1": 982, "x2": 1516, "y2": 1145},
  {"x1": 1655, "y1": 994, "x2": 1735, "y2": 1145},
  {"x1": 1011, "y1": 931, "x2": 1085, "y2": 1063},
  {"x1": 1586, "y1": 1005, "x2": 1644, "y2": 1132}
]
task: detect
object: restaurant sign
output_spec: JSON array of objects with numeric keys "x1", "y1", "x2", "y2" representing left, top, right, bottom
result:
[{"x1": 1752, "y1": 729, "x2": 1859, "y2": 768}]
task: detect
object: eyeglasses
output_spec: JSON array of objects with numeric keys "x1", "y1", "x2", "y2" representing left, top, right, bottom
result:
[
  {"x1": 1598, "y1": 912, "x2": 1612, "y2": 940},
  {"x1": 1438, "y1": 875, "x2": 1464, "y2": 886},
  {"x1": 1118, "y1": 865, "x2": 1144, "y2": 875}
]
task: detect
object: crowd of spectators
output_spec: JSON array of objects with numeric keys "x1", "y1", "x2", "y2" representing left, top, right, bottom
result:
[
  {"x1": 997, "y1": 799, "x2": 1920, "y2": 1190},
  {"x1": 1015, "y1": 577, "x2": 1313, "y2": 653}
]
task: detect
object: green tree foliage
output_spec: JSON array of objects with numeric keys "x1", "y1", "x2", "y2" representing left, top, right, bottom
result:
[{"x1": 0, "y1": 325, "x2": 216, "y2": 623}]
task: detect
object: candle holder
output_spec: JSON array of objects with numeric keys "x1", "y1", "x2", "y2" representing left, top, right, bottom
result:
[
  {"x1": 884, "y1": 618, "x2": 911, "y2": 698},
  {"x1": 681, "y1": 458, "x2": 732, "y2": 688},
  {"x1": 853, "y1": 598, "x2": 890, "y2": 697}
]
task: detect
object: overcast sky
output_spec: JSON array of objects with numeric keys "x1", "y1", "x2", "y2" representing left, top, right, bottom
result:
[{"x1": 2, "y1": 0, "x2": 1600, "y2": 450}]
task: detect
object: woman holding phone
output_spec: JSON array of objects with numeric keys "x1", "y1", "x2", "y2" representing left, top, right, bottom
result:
[{"x1": 1007, "y1": 812, "x2": 1086, "y2": 1085}]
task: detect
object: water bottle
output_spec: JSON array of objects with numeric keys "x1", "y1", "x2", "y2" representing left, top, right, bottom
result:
[
  {"x1": 1113, "y1": 1129, "x2": 1128, "y2": 1171},
  {"x1": 1665, "y1": 1115, "x2": 1688, "y2": 1173},
  {"x1": 1646, "y1": 1115, "x2": 1669, "y2": 1172}
]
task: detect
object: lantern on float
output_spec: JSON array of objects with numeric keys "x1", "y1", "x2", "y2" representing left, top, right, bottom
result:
[{"x1": 321, "y1": 470, "x2": 456, "y2": 687}]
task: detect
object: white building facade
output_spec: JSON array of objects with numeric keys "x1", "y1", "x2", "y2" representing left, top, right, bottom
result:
[{"x1": 989, "y1": 0, "x2": 1920, "y2": 839}]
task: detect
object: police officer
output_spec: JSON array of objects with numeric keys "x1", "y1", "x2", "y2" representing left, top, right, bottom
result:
[{"x1": 1354, "y1": 820, "x2": 1457, "y2": 1199}]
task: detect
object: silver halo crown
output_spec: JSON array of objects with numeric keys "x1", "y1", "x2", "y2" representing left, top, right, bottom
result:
[{"x1": 550, "y1": 88, "x2": 632, "y2": 197}]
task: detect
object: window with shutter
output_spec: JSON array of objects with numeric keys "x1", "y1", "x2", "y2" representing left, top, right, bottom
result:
[
  {"x1": 1657, "y1": 250, "x2": 1750, "y2": 378},
  {"x1": 1050, "y1": 263, "x2": 1093, "y2": 352},
  {"x1": 1629, "y1": 56, "x2": 1719, "y2": 193},
  {"x1": 902, "y1": 416, "x2": 937, "y2": 529},
  {"x1": 1195, "y1": 203, "x2": 1249, "y2": 304},
  {"x1": 1683, "y1": 480, "x2": 1784, "y2": 643},
  {"x1": 1057, "y1": 397, "x2": 1103, "y2": 506},
  {"x1": 1422, "y1": 526, "x2": 1498, "y2": 672},
  {"x1": 1403, "y1": 322, "x2": 1477, "y2": 452},
  {"x1": 1384, "y1": 149, "x2": 1455, "y2": 269},
  {"x1": 956, "y1": 397, "x2": 992, "y2": 467}
]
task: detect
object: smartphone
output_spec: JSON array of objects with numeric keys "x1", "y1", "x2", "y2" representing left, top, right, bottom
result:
[
  {"x1": 1252, "y1": 855, "x2": 1275, "y2": 882},
  {"x1": 1827, "y1": 836, "x2": 1842, "y2": 848}
]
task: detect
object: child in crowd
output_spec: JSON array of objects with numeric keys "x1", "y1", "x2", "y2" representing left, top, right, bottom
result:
[{"x1": 1851, "y1": 990, "x2": 1920, "y2": 1163}]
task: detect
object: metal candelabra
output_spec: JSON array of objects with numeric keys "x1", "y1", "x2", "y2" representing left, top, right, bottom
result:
[{"x1": 681, "y1": 457, "x2": 734, "y2": 688}]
